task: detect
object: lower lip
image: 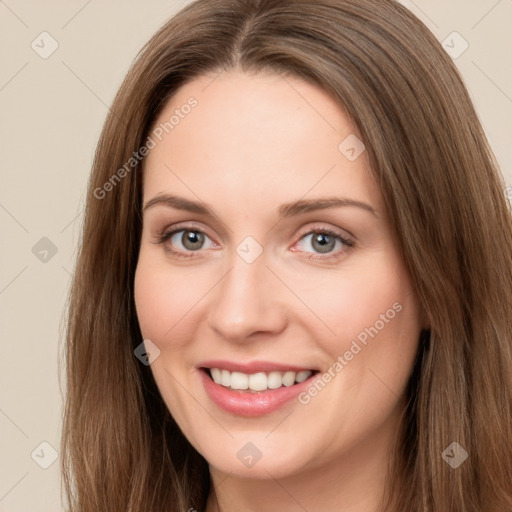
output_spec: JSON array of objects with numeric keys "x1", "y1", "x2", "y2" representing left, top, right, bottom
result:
[{"x1": 199, "y1": 369, "x2": 318, "y2": 417}]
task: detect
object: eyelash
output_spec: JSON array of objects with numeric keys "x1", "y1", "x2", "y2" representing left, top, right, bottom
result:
[{"x1": 154, "y1": 223, "x2": 354, "y2": 261}]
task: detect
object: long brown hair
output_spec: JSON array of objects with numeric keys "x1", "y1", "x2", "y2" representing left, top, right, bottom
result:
[{"x1": 60, "y1": 0, "x2": 512, "y2": 510}]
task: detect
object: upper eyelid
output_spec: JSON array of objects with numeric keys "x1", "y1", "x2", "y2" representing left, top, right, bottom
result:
[{"x1": 160, "y1": 221, "x2": 213, "y2": 237}]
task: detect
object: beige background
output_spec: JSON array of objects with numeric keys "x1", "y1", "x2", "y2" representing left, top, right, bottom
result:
[{"x1": 0, "y1": 1, "x2": 511, "y2": 510}]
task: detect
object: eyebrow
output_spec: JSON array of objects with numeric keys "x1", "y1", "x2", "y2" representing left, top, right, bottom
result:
[{"x1": 142, "y1": 194, "x2": 377, "y2": 218}]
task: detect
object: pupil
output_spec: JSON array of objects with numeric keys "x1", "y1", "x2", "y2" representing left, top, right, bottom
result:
[
  {"x1": 183, "y1": 231, "x2": 204, "y2": 250},
  {"x1": 312, "y1": 233, "x2": 335, "y2": 253}
]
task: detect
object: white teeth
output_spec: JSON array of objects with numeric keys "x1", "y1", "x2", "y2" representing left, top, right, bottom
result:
[
  {"x1": 282, "y1": 371, "x2": 296, "y2": 387},
  {"x1": 267, "y1": 371, "x2": 283, "y2": 389},
  {"x1": 248, "y1": 372, "x2": 267, "y2": 391},
  {"x1": 207, "y1": 368, "x2": 313, "y2": 391},
  {"x1": 295, "y1": 370, "x2": 311, "y2": 383},
  {"x1": 211, "y1": 368, "x2": 222, "y2": 384},
  {"x1": 230, "y1": 372, "x2": 249, "y2": 390},
  {"x1": 221, "y1": 369, "x2": 230, "y2": 387}
]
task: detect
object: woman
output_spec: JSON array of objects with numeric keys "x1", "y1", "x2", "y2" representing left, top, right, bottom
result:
[{"x1": 60, "y1": 0, "x2": 512, "y2": 511}]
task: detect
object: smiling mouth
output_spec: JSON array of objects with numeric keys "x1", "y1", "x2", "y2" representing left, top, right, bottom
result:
[{"x1": 201, "y1": 367, "x2": 320, "y2": 393}]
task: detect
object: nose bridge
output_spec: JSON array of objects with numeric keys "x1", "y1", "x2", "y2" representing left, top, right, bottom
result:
[{"x1": 207, "y1": 246, "x2": 286, "y2": 341}]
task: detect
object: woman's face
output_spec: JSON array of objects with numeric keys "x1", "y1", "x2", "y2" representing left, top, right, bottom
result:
[{"x1": 134, "y1": 70, "x2": 424, "y2": 479}]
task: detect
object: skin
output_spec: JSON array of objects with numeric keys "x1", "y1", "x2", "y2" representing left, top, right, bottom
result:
[{"x1": 134, "y1": 70, "x2": 426, "y2": 512}]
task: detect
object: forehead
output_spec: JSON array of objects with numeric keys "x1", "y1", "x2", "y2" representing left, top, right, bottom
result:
[{"x1": 142, "y1": 70, "x2": 383, "y2": 217}]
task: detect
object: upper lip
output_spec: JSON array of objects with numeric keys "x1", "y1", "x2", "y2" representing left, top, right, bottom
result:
[{"x1": 198, "y1": 360, "x2": 318, "y2": 374}]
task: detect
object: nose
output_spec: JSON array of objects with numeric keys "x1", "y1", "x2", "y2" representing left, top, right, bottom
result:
[{"x1": 207, "y1": 250, "x2": 288, "y2": 342}]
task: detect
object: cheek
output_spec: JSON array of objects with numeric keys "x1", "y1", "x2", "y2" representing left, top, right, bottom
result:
[
  {"x1": 133, "y1": 255, "x2": 203, "y2": 430},
  {"x1": 295, "y1": 256, "x2": 417, "y2": 357},
  {"x1": 294, "y1": 259, "x2": 421, "y2": 446},
  {"x1": 134, "y1": 261, "x2": 172, "y2": 341},
  {"x1": 134, "y1": 253, "x2": 207, "y2": 344}
]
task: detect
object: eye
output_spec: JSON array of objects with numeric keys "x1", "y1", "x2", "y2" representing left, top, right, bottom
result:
[
  {"x1": 293, "y1": 228, "x2": 354, "y2": 258},
  {"x1": 157, "y1": 227, "x2": 217, "y2": 258},
  {"x1": 155, "y1": 224, "x2": 354, "y2": 261}
]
